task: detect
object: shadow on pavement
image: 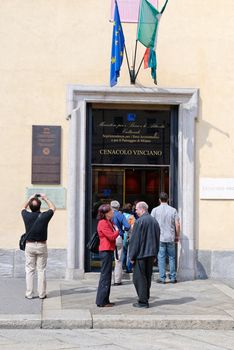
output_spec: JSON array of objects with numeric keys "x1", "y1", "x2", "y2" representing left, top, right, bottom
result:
[{"x1": 150, "y1": 296, "x2": 196, "y2": 307}]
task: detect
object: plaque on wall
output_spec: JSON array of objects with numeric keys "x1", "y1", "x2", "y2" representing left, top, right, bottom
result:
[
  {"x1": 92, "y1": 109, "x2": 170, "y2": 165},
  {"x1": 26, "y1": 187, "x2": 66, "y2": 209},
  {"x1": 32, "y1": 125, "x2": 61, "y2": 184}
]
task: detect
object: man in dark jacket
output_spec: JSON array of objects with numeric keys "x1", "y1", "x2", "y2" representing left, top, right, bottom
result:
[{"x1": 129, "y1": 201, "x2": 160, "y2": 308}]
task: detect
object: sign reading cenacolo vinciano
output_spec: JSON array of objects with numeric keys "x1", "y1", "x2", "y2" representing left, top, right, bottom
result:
[{"x1": 92, "y1": 109, "x2": 170, "y2": 165}]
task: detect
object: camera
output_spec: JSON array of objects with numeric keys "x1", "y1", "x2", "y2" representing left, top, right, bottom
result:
[{"x1": 35, "y1": 194, "x2": 41, "y2": 198}]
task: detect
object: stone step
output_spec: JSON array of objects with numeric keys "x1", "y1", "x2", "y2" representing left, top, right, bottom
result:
[{"x1": 1, "y1": 313, "x2": 233, "y2": 330}]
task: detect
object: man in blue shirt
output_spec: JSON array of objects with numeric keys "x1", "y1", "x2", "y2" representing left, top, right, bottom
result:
[{"x1": 111, "y1": 200, "x2": 130, "y2": 285}]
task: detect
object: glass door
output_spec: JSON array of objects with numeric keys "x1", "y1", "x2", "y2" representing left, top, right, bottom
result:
[
  {"x1": 90, "y1": 168, "x2": 124, "y2": 271},
  {"x1": 124, "y1": 167, "x2": 169, "y2": 211},
  {"x1": 92, "y1": 168, "x2": 124, "y2": 215},
  {"x1": 91, "y1": 166, "x2": 169, "y2": 215},
  {"x1": 88, "y1": 166, "x2": 169, "y2": 271}
]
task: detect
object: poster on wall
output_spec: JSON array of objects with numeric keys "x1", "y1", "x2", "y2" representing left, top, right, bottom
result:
[
  {"x1": 92, "y1": 109, "x2": 170, "y2": 166},
  {"x1": 31, "y1": 125, "x2": 61, "y2": 184}
]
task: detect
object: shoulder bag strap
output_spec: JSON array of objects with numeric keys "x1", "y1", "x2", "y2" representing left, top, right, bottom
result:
[
  {"x1": 24, "y1": 213, "x2": 42, "y2": 240},
  {"x1": 107, "y1": 219, "x2": 115, "y2": 232}
]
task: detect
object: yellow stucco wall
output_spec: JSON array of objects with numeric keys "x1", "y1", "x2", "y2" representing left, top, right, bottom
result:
[{"x1": 0, "y1": 0, "x2": 233, "y2": 250}]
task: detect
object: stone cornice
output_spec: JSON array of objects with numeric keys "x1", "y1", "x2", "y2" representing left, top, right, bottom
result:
[{"x1": 67, "y1": 85, "x2": 199, "y2": 119}]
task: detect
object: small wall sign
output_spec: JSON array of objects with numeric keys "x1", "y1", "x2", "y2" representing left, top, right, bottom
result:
[{"x1": 200, "y1": 178, "x2": 234, "y2": 199}]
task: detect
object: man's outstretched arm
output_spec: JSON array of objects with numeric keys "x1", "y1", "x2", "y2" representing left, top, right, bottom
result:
[
  {"x1": 41, "y1": 194, "x2": 56, "y2": 212},
  {"x1": 21, "y1": 194, "x2": 35, "y2": 211}
]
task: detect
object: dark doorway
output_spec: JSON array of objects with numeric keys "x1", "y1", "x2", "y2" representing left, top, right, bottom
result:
[{"x1": 85, "y1": 104, "x2": 178, "y2": 272}]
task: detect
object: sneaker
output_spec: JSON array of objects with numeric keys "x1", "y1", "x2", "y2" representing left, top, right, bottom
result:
[
  {"x1": 156, "y1": 279, "x2": 166, "y2": 284},
  {"x1": 170, "y1": 280, "x2": 177, "y2": 284},
  {"x1": 39, "y1": 295, "x2": 47, "y2": 299},
  {"x1": 25, "y1": 296, "x2": 33, "y2": 300},
  {"x1": 113, "y1": 282, "x2": 122, "y2": 286}
]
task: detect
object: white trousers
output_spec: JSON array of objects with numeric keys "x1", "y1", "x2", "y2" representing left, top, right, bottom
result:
[
  {"x1": 25, "y1": 242, "x2": 48, "y2": 298},
  {"x1": 114, "y1": 236, "x2": 123, "y2": 284}
]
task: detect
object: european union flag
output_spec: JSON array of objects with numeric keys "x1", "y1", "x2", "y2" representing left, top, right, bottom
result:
[
  {"x1": 127, "y1": 113, "x2": 136, "y2": 122},
  {"x1": 110, "y1": 1, "x2": 125, "y2": 87}
]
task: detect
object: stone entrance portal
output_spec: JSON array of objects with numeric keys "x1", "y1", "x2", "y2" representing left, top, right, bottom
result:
[{"x1": 66, "y1": 86, "x2": 199, "y2": 281}]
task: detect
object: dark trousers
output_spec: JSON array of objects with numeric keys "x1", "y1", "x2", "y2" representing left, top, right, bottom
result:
[
  {"x1": 133, "y1": 257, "x2": 154, "y2": 305},
  {"x1": 96, "y1": 251, "x2": 113, "y2": 306}
]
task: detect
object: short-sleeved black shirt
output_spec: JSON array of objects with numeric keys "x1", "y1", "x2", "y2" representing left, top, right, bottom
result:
[{"x1": 21, "y1": 209, "x2": 54, "y2": 241}]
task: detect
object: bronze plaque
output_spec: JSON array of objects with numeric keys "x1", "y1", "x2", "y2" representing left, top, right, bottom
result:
[{"x1": 32, "y1": 125, "x2": 61, "y2": 184}]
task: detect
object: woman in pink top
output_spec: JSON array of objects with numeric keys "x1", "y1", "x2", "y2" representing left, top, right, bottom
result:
[{"x1": 96, "y1": 204, "x2": 119, "y2": 307}]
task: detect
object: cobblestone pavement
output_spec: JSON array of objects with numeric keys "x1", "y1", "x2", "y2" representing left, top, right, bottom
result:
[{"x1": 0, "y1": 329, "x2": 234, "y2": 350}]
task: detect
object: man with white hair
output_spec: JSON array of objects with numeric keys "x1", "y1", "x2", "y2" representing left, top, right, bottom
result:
[{"x1": 129, "y1": 201, "x2": 160, "y2": 308}]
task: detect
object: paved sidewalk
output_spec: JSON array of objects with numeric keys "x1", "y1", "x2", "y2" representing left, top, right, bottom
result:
[{"x1": 0, "y1": 275, "x2": 234, "y2": 329}]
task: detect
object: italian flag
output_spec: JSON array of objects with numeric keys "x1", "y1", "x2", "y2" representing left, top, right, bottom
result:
[
  {"x1": 137, "y1": 0, "x2": 168, "y2": 84},
  {"x1": 144, "y1": 47, "x2": 157, "y2": 84}
]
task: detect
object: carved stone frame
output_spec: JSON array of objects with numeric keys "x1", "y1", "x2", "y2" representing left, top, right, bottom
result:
[{"x1": 66, "y1": 85, "x2": 199, "y2": 280}]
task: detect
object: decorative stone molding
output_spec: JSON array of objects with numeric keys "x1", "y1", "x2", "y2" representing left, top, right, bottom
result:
[{"x1": 66, "y1": 85, "x2": 199, "y2": 280}]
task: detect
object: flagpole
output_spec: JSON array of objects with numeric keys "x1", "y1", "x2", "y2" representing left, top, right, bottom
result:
[
  {"x1": 124, "y1": 45, "x2": 132, "y2": 83},
  {"x1": 160, "y1": 0, "x2": 169, "y2": 14},
  {"x1": 131, "y1": 40, "x2": 138, "y2": 84},
  {"x1": 134, "y1": 54, "x2": 144, "y2": 81}
]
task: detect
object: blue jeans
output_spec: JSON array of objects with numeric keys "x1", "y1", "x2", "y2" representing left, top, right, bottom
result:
[{"x1": 158, "y1": 242, "x2": 176, "y2": 281}]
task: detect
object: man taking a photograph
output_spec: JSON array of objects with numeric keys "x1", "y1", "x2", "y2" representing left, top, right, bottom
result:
[{"x1": 21, "y1": 193, "x2": 56, "y2": 299}]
